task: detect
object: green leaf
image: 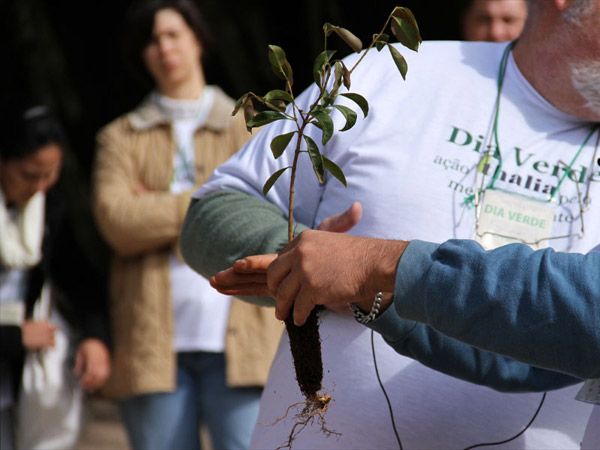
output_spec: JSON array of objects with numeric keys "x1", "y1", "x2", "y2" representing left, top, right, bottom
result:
[
  {"x1": 304, "y1": 135, "x2": 324, "y2": 183},
  {"x1": 313, "y1": 50, "x2": 336, "y2": 85},
  {"x1": 311, "y1": 110, "x2": 334, "y2": 145},
  {"x1": 263, "y1": 89, "x2": 294, "y2": 104},
  {"x1": 391, "y1": 17, "x2": 419, "y2": 52},
  {"x1": 263, "y1": 167, "x2": 290, "y2": 196},
  {"x1": 391, "y1": 7, "x2": 422, "y2": 41},
  {"x1": 270, "y1": 131, "x2": 296, "y2": 159},
  {"x1": 268, "y1": 45, "x2": 286, "y2": 80},
  {"x1": 333, "y1": 104, "x2": 358, "y2": 131},
  {"x1": 390, "y1": 7, "x2": 422, "y2": 52},
  {"x1": 388, "y1": 44, "x2": 408, "y2": 80},
  {"x1": 265, "y1": 100, "x2": 287, "y2": 112},
  {"x1": 340, "y1": 93, "x2": 369, "y2": 117},
  {"x1": 320, "y1": 91, "x2": 334, "y2": 108},
  {"x1": 268, "y1": 45, "x2": 294, "y2": 85},
  {"x1": 375, "y1": 33, "x2": 390, "y2": 51},
  {"x1": 233, "y1": 93, "x2": 259, "y2": 131},
  {"x1": 332, "y1": 61, "x2": 344, "y2": 91},
  {"x1": 246, "y1": 110, "x2": 287, "y2": 128},
  {"x1": 233, "y1": 92, "x2": 251, "y2": 115},
  {"x1": 323, "y1": 23, "x2": 363, "y2": 53},
  {"x1": 323, "y1": 156, "x2": 347, "y2": 187}
]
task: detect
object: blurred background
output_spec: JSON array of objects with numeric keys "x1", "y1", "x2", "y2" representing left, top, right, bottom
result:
[
  {"x1": 0, "y1": 0, "x2": 463, "y2": 277},
  {"x1": 0, "y1": 1, "x2": 463, "y2": 448}
]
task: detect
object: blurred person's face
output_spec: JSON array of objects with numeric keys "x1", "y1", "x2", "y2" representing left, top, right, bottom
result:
[
  {"x1": 142, "y1": 8, "x2": 203, "y2": 96},
  {"x1": 0, "y1": 143, "x2": 63, "y2": 207},
  {"x1": 462, "y1": 0, "x2": 527, "y2": 42}
]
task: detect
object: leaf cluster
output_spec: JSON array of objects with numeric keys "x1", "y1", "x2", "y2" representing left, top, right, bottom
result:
[{"x1": 232, "y1": 6, "x2": 422, "y2": 197}]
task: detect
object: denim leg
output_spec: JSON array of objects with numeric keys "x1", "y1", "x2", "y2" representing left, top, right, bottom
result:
[
  {"x1": 0, "y1": 407, "x2": 15, "y2": 450},
  {"x1": 118, "y1": 365, "x2": 200, "y2": 450},
  {"x1": 180, "y1": 352, "x2": 262, "y2": 450}
]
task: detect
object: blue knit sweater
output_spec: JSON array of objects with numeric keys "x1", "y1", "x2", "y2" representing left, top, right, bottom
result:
[{"x1": 369, "y1": 239, "x2": 599, "y2": 386}]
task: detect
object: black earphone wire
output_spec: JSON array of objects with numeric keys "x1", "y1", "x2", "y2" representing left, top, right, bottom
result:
[
  {"x1": 371, "y1": 330, "x2": 403, "y2": 450},
  {"x1": 370, "y1": 331, "x2": 546, "y2": 450}
]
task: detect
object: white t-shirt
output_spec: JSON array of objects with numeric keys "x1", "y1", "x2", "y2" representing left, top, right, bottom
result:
[
  {"x1": 582, "y1": 406, "x2": 599, "y2": 449},
  {"x1": 194, "y1": 41, "x2": 599, "y2": 449},
  {"x1": 155, "y1": 89, "x2": 232, "y2": 352}
]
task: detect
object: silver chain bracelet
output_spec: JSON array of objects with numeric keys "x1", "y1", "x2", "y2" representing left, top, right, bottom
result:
[{"x1": 349, "y1": 292, "x2": 383, "y2": 324}]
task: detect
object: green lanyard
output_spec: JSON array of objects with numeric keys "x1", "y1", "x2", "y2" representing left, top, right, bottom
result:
[
  {"x1": 469, "y1": 41, "x2": 600, "y2": 205},
  {"x1": 485, "y1": 41, "x2": 514, "y2": 191},
  {"x1": 550, "y1": 125, "x2": 599, "y2": 200}
]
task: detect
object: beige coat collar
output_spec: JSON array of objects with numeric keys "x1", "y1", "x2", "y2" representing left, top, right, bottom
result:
[{"x1": 127, "y1": 85, "x2": 236, "y2": 132}]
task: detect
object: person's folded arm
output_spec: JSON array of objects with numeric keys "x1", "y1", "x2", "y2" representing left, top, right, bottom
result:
[{"x1": 92, "y1": 123, "x2": 190, "y2": 257}]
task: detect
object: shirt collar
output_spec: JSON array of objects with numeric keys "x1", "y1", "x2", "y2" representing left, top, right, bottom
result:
[{"x1": 127, "y1": 85, "x2": 234, "y2": 132}]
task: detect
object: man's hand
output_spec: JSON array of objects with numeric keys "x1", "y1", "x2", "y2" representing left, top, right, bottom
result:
[
  {"x1": 73, "y1": 338, "x2": 111, "y2": 391},
  {"x1": 21, "y1": 320, "x2": 57, "y2": 351},
  {"x1": 209, "y1": 202, "x2": 409, "y2": 326},
  {"x1": 316, "y1": 201, "x2": 362, "y2": 233},
  {"x1": 210, "y1": 254, "x2": 275, "y2": 297},
  {"x1": 268, "y1": 231, "x2": 406, "y2": 325},
  {"x1": 210, "y1": 202, "x2": 364, "y2": 298},
  {"x1": 212, "y1": 230, "x2": 408, "y2": 326}
]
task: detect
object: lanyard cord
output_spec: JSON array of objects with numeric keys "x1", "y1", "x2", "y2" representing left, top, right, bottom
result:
[
  {"x1": 477, "y1": 42, "x2": 599, "y2": 202},
  {"x1": 551, "y1": 125, "x2": 599, "y2": 200},
  {"x1": 486, "y1": 41, "x2": 514, "y2": 191},
  {"x1": 469, "y1": 41, "x2": 515, "y2": 207}
]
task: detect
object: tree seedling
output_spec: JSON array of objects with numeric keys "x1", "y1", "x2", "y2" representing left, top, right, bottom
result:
[{"x1": 233, "y1": 7, "x2": 421, "y2": 448}]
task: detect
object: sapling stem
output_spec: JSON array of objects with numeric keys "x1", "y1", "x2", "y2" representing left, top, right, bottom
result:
[
  {"x1": 234, "y1": 7, "x2": 421, "y2": 446},
  {"x1": 288, "y1": 122, "x2": 308, "y2": 241}
]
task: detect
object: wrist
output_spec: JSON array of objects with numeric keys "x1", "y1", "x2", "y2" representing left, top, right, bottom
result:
[
  {"x1": 350, "y1": 292, "x2": 384, "y2": 324},
  {"x1": 365, "y1": 238, "x2": 408, "y2": 295},
  {"x1": 348, "y1": 292, "x2": 394, "y2": 323}
]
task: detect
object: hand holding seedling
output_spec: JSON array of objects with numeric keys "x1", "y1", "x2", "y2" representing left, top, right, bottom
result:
[{"x1": 226, "y1": 6, "x2": 421, "y2": 447}]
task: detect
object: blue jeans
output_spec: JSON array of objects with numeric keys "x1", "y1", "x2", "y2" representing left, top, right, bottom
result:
[
  {"x1": 119, "y1": 352, "x2": 261, "y2": 450},
  {"x1": 0, "y1": 407, "x2": 15, "y2": 450}
]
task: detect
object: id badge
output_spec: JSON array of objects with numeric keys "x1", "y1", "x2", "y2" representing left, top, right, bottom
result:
[
  {"x1": 576, "y1": 379, "x2": 600, "y2": 405},
  {"x1": 474, "y1": 189, "x2": 556, "y2": 250}
]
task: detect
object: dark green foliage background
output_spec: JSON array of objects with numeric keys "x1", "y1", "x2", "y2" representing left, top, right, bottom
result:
[{"x1": 0, "y1": 0, "x2": 461, "y2": 278}]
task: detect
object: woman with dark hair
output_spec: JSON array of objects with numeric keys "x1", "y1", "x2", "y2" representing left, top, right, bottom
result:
[
  {"x1": 91, "y1": 1, "x2": 283, "y2": 448},
  {"x1": 0, "y1": 103, "x2": 111, "y2": 449}
]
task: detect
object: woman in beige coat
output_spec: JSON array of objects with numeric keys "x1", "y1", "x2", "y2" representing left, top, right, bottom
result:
[{"x1": 91, "y1": 1, "x2": 282, "y2": 448}]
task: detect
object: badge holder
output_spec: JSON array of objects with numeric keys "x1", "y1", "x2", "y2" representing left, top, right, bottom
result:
[
  {"x1": 474, "y1": 188, "x2": 557, "y2": 250},
  {"x1": 576, "y1": 380, "x2": 600, "y2": 405}
]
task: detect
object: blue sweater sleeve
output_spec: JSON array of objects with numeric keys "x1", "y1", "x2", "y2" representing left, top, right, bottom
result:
[
  {"x1": 390, "y1": 239, "x2": 600, "y2": 380},
  {"x1": 367, "y1": 307, "x2": 580, "y2": 392}
]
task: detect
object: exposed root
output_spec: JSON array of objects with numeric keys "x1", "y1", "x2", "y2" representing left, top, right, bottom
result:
[
  {"x1": 261, "y1": 308, "x2": 340, "y2": 448},
  {"x1": 264, "y1": 391, "x2": 340, "y2": 450}
]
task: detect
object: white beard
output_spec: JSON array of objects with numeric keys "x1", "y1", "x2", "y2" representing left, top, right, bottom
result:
[{"x1": 571, "y1": 60, "x2": 600, "y2": 118}]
